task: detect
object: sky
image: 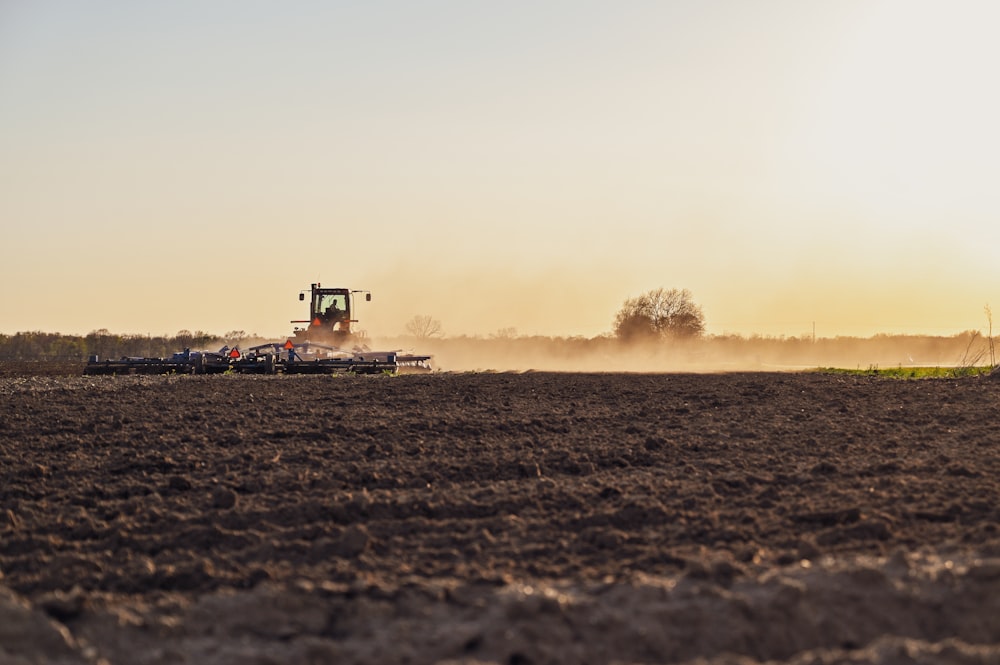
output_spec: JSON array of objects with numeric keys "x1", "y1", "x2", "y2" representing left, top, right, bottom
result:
[{"x1": 1, "y1": 0, "x2": 998, "y2": 341}]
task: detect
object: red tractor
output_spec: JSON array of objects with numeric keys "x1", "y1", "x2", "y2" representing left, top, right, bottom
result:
[{"x1": 291, "y1": 283, "x2": 371, "y2": 347}]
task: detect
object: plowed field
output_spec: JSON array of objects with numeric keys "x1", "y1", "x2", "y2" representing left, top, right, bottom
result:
[{"x1": 2, "y1": 363, "x2": 999, "y2": 664}]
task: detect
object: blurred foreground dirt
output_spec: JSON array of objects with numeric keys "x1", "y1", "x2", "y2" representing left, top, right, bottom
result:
[{"x1": 1, "y1": 364, "x2": 999, "y2": 664}]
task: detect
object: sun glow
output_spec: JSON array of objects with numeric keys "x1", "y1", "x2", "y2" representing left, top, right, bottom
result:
[{"x1": 1, "y1": 2, "x2": 998, "y2": 339}]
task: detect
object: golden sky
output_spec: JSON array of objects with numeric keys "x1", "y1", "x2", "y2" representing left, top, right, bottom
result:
[{"x1": 1, "y1": 1, "x2": 997, "y2": 340}]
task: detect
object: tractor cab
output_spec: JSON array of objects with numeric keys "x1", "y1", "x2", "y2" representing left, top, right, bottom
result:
[
  {"x1": 293, "y1": 283, "x2": 371, "y2": 345},
  {"x1": 313, "y1": 288, "x2": 351, "y2": 329}
]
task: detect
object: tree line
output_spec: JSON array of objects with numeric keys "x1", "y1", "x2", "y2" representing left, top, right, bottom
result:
[{"x1": 0, "y1": 329, "x2": 224, "y2": 361}]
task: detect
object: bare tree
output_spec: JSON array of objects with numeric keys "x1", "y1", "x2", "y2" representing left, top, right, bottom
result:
[
  {"x1": 614, "y1": 288, "x2": 705, "y2": 341},
  {"x1": 404, "y1": 315, "x2": 444, "y2": 339},
  {"x1": 489, "y1": 327, "x2": 518, "y2": 340}
]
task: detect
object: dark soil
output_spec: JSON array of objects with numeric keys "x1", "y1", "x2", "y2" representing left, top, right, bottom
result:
[{"x1": 2, "y1": 366, "x2": 999, "y2": 664}]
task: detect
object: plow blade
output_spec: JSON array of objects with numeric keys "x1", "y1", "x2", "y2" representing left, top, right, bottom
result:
[{"x1": 395, "y1": 354, "x2": 433, "y2": 373}]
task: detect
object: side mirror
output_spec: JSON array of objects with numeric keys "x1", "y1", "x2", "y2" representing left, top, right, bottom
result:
[
  {"x1": 299, "y1": 293, "x2": 305, "y2": 301},
  {"x1": 366, "y1": 293, "x2": 372, "y2": 302}
]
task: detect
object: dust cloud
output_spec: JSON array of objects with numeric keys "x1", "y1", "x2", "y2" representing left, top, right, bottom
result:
[
  {"x1": 351, "y1": 266, "x2": 995, "y2": 372},
  {"x1": 369, "y1": 332, "x2": 992, "y2": 373}
]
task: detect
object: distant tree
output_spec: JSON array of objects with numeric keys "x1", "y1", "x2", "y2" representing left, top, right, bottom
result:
[
  {"x1": 614, "y1": 288, "x2": 705, "y2": 341},
  {"x1": 404, "y1": 315, "x2": 444, "y2": 339},
  {"x1": 489, "y1": 327, "x2": 518, "y2": 340}
]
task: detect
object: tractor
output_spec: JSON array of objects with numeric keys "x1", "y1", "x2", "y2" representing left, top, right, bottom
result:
[
  {"x1": 291, "y1": 283, "x2": 371, "y2": 347},
  {"x1": 83, "y1": 282, "x2": 433, "y2": 375}
]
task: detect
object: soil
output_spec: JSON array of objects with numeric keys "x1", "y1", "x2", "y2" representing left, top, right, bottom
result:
[{"x1": 1, "y1": 364, "x2": 999, "y2": 664}]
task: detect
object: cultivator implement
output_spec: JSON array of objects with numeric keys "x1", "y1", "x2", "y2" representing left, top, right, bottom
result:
[
  {"x1": 84, "y1": 345, "x2": 432, "y2": 376},
  {"x1": 83, "y1": 281, "x2": 433, "y2": 376}
]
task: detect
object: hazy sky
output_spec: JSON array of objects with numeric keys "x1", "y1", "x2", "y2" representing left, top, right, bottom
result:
[{"x1": 2, "y1": 1, "x2": 998, "y2": 340}]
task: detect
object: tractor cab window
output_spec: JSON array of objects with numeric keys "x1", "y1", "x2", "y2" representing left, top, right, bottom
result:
[{"x1": 316, "y1": 294, "x2": 347, "y2": 322}]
